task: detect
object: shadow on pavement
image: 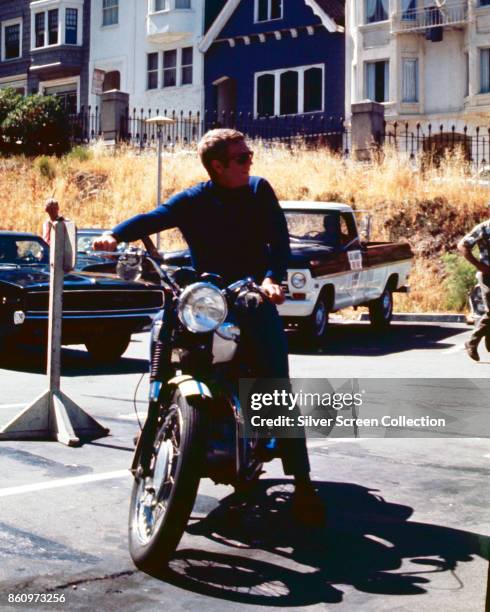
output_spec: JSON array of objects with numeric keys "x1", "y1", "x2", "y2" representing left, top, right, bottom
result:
[
  {"x1": 0, "y1": 345, "x2": 148, "y2": 376},
  {"x1": 154, "y1": 479, "x2": 489, "y2": 606},
  {"x1": 288, "y1": 323, "x2": 469, "y2": 357}
]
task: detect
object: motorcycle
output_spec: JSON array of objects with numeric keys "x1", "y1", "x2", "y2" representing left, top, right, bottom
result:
[{"x1": 118, "y1": 249, "x2": 276, "y2": 573}]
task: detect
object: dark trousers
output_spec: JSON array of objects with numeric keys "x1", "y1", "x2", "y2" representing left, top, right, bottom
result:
[
  {"x1": 468, "y1": 274, "x2": 490, "y2": 349},
  {"x1": 236, "y1": 300, "x2": 311, "y2": 477}
]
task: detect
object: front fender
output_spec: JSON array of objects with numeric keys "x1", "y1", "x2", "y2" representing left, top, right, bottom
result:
[{"x1": 167, "y1": 374, "x2": 213, "y2": 400}]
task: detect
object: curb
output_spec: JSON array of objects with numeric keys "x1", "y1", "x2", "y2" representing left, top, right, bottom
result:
[{"x1": 359, "y1": 313, "x2": 468, "y2": 323}]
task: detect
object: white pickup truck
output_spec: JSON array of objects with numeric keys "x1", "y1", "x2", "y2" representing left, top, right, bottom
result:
[{"x1": 278, "y1": 202, "x2": 413, "y2": 342}]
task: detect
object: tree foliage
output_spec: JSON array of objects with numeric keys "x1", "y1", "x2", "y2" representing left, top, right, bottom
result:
[{"x1": 0, "y1": 90, "x2": 70, "y2": 156}]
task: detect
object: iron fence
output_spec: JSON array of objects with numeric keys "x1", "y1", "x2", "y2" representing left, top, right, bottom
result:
[
  {"x1": 122, "y1": 108, "x2": 346, "y2": 150},
  {"x1": 67, "y1": 107, "x2": 490, "y2": 170},
  {"x1": 384, "y1": 122, "x2": 490, "y2": 168}
]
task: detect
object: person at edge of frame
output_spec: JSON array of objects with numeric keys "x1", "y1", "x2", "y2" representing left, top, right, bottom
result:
[
  {"x1": 42, "y1": 198, "x2": 64, "y2": 245},
  {"x1": 93, "y1": 128, "x2": 326, "y2": 527},
  {"x1": 457, "y1": 204, "x2": 490, "y2": 361}
]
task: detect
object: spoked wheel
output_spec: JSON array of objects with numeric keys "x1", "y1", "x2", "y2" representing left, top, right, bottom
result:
[{"x1": 128, "y1": 388, "x2": 204, "y2": 573}]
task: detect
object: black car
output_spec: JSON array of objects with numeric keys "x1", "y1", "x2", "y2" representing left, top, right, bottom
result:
[{"x1": 0, "y1": 232, "x2": 164, "y2": 361}]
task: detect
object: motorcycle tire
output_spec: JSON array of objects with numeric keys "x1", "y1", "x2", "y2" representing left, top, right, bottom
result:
[{"x1": 128, "y1": 388, "x2": 204, "y2": 574}]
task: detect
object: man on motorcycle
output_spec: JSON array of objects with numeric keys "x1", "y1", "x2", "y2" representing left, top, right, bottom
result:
[
  {"x1": 457, "y1": 210, "x2": 490, "y2": 361},
  {"x1": 94, "y1": 129, "x2": 325, "y2": 526}
]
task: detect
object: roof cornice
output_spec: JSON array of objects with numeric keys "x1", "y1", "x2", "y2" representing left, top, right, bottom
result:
[{"x1": 199, "y1": 0, "x2": 343, "y2": 53}]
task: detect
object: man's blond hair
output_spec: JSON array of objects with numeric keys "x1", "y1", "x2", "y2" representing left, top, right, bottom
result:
[{"x1": 198, "y1": 128, "x2": 245, "y2": 174}]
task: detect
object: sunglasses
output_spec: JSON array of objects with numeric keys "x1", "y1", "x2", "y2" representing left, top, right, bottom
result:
[{"x1": 226, "y1": 151, "x2": 254, "y2": 165}]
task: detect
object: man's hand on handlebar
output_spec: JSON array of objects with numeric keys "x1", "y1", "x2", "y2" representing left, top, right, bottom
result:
[
  {"x1": 93, "y1": 233, "x2": 118, "y2": 252},
  {"x1": 261, "y1": 277, "x2": 285, "y2": 305}
]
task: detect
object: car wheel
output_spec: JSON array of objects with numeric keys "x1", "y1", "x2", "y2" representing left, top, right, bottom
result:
[
  {"x1": 85, "y1": 334, "x2": 131, "y2": 363},
  {"x1": 302, "y1": 296, "x2": 329, "y2": 345},
  {"x1": 369, "y1": 288, "x2": 393, "y2": 330}
]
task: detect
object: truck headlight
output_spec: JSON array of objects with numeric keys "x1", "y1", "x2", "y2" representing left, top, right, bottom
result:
[
  {"x1": 178, "y1": 282, "x2": 227, "y2": 333},
  {"x1": 291, "y1": 272, "x2": 307, "y2": 289}
]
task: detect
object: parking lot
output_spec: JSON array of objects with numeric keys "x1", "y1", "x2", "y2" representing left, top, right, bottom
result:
[{"x1": 0, "y1": 321, "x2": 489, "y2": 611}]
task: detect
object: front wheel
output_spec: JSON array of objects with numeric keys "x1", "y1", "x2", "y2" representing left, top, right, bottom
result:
[
  {"x1": 301, "y1": 296, "x2": 329, "y2": 345},
  {"x1": 128, "y1": 388, "x2": 203, "y2": 573},
  {"x1": 368, "y1": 289, "x2": 393, "y2": 330}
]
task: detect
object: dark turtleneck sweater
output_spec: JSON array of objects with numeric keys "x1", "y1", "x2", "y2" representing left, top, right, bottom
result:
[{"x1": 112, "y1": 176, "x2": 290, "y2": 284}]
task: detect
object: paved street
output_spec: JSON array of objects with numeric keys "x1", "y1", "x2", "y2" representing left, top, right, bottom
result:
[{"x1": 0, "y1": 321, "x2": 488, "y2": 611}]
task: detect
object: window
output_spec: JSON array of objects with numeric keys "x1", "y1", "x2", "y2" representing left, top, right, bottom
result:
[
  {"x1": 103, "y1": 0, "x2": 118, "y2": 26},
  {"x1": 181, "y1": 47, "x2": 193, "y2": 85},
  {"x1": 365, "y1": 60, "x2": 389, "y2": 102},
  {"x1": 481, "y1": 48, "x2": 490, "y2": 93},
  {"x1": 365, "y1": 0, "x2": 388, "y2": 23},
  {"x1": 152, "y1": 0, "x2": 190, "y2": 9},
  {"x1": 402, "y1": 58, "x2": 418, "y2": 102},
  {"x1": 35, "y1": 13, "x2": 45, "y2": 47},
  {"x1": 464, "y1": 52, "x2": 469, "y2": 97},
  {"x1": 255, "y1": 0, "x2": 283, "y2": 22},
  {"x1": 255, "y1": 64, "x2": 324, "y2": 117},
  {"x1": 146, "y1": 48, "x2": 193, "y2": 90},
  {"x1": 147, "y1": 53, "x2": 158, "y2": 90},
  {"x1": 402, "y1": 0, "x2": 417, "y2": 20},
  {"x1": 480, "y1": 1, "x2": 490, "y2": 6},
  {"x1": 48, "y1": 9, "x2": 59, "y2": 45},
  {"x1": 304, "y1": 67, "x2": 322, "y2": 113},
  {"x1": 163, "y1": 50, "x2": 177, "y2": 87},
  {"x1": 65, "y1": 8, "x2": 78, "y2": 45},
  {"x1": 257, "y1": 74, "x2": 275, "y2": 116},
  {"x1": 2, "y1": 21, "x2": 21, "y2": 61},
  {"x1": 32, "y1": 4, "x2": 80, "y2": 48}
]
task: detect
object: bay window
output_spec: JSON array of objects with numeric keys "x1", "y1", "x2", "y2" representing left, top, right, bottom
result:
[{"x1": 31, "y1": 1, "x2": 82, "y2": 48}]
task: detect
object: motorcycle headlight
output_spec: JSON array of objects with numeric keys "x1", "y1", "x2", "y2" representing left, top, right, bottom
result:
[
  {"x1": 178, "y1": 282, "x2": 227, "y2": 333},
  {"x1": 291, "y1": 272, "x2": 307, "y2": 289}
]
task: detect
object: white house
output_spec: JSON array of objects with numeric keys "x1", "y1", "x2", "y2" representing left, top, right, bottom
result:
[
  {"x1": 345, "y1": 0, "x2": 490, "y2": 139},
  {"x1": 88, "y1": 0, "x2": 206, "y2": 114}
]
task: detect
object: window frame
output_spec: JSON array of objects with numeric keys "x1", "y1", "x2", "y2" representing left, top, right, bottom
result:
[
  {"x1": 401, "y1": 57, "x2": 419, "y2": 103},
  {"x1": 65, "y1": 7, "x2": 78, "y2": 45},
  {"x1": 254, "y1": 63, "x2": 324, "y2": 118},
  {"x1": 146, "y1": 47, "x2": 194, "y2": 91},
  {"x1": 1, "y1": 18, "x2": 22, "y2": 62},
  {"x1": 479, "y1": 47, "x2": 490, "y2": 94},
  {"x1": 30, "y1": 0, "x2": 83, "y2": 49},
  {"x1": 150, "y1": 0, "x2": 192, "y2": 12},
  {"x1": 254, "y1": 0, "x2": 283, "y2": 24},
  {"x1": 364, "y1": 0, "x2": 389, "y2": 25},
  {"x1": 364, "y1": 59, "x2": 390, "y2": 103},
  {"x1": 102, "y1": 0, "x2": 119, "y2": 27}
]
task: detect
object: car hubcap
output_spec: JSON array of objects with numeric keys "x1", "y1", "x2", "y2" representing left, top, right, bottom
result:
[
  {"x1": 315, "y1": 302, "x2": 327, "y2": 336},
  {"x1": 382, "y1": 292, "x2": 392, "y2": 318}
]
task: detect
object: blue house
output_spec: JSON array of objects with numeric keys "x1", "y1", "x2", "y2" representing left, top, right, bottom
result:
[
  {"x1": 200, "y1": 0, "x2": 345, "y2": 140},
  {"x1": 0, "y1": 0, "x2": 90, "y2": 112}
]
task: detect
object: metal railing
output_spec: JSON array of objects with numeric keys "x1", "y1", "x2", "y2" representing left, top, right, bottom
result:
[
  {"x1": 384, "y1": 121, "x2": 490, "y2": 168},
  {"x1": 392, "y1": 0, "x2": 468, "y2": 33},
  {"x1": 121, "y1": 108, "x2": 347, "y2": 150}
]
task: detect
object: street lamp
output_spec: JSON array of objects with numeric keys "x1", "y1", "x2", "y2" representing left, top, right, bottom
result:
[{"x1": 145, "y1": 115, "x2": 176, "y2": 250}]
